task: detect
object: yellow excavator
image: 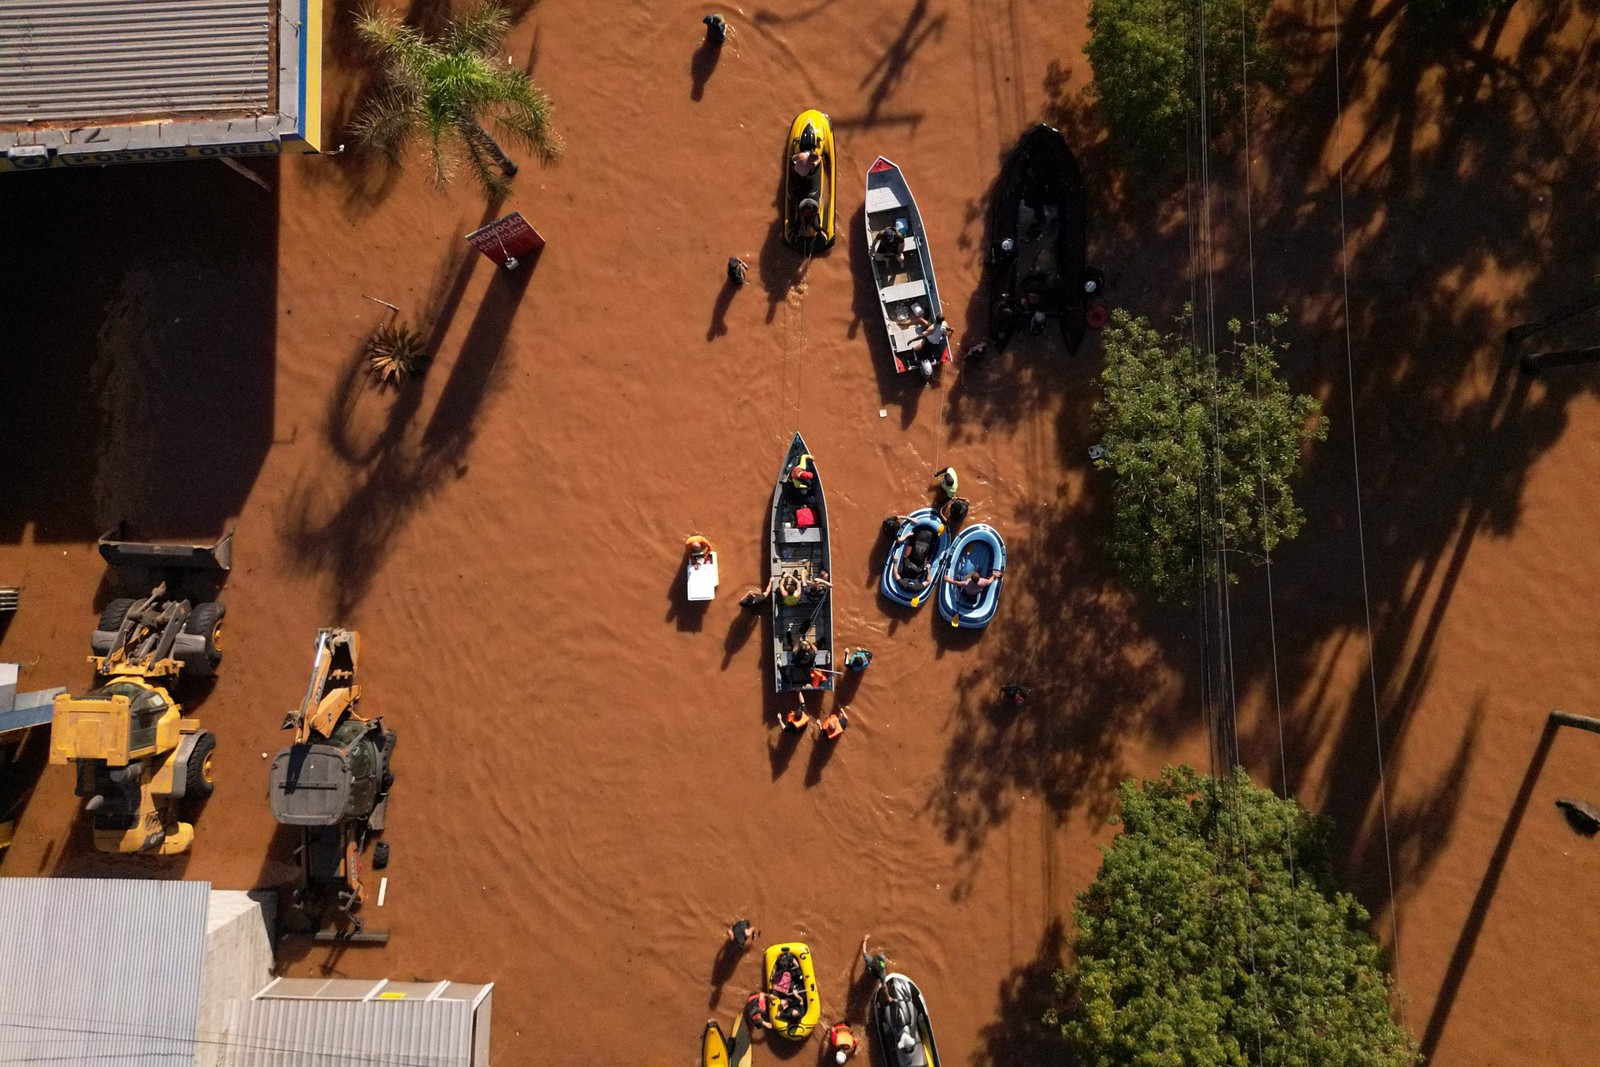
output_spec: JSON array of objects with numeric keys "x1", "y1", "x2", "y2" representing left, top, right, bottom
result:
[
  {"x1": 270, "y1": 628, "x2": 395, "y2": 943},
  {"x1": 48, "y1": 529, "x2": 229, "y2": 855}
]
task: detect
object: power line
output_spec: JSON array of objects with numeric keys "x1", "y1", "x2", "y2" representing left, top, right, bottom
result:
[{"x1": 1329, "y1": 0, "x2": 1405, "y2": 1019}]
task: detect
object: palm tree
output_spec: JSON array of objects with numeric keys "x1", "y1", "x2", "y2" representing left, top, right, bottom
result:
[{"x1": 353, "y1": 3, "x2": 561, "y2": 195}]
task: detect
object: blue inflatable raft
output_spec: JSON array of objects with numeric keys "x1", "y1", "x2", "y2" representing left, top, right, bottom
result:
[
  {"x1": 937, "y1": 524, "x2": 1005, "y2": 628},
  {"x1": 880, "y1": 509, "x2": 949, "y2": 608}
]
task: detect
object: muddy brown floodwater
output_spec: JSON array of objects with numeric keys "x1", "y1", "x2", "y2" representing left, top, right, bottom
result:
[{"x1": 3, "y1": 0, "x2": 1600, "y2": 1064}]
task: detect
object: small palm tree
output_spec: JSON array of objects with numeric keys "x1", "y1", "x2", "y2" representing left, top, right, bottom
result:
[
  {"x1": 353, "y1": 3, "x2": 561, "y2": 195},
  {"x1": 367, "y1": 322, "x2": 431, "y2": 386}
]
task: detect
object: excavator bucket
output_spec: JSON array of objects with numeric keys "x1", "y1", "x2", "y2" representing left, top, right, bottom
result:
[{"x1": 97, "y1": 524, "x2": 233, "y2": 573}]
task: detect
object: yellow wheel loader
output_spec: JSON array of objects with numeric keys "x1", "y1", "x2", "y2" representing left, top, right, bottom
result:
[
  {"x1": 48, "y1": 528, "x2": 230, "y2": 855},
  {"x1": 270, "y1": 628, "x2": 395, "y2": 943}
]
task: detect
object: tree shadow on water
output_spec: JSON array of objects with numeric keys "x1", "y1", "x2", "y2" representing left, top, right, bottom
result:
[
  {"x1": 282, "y1": 201, "x2": 538, "y2": 618},
  {"x1": 928, "y1": 491, "x2": 1189, "y2": 898},
  {"x1": 972, "y1": 921, "x2": 1072, "y2": 1067}
]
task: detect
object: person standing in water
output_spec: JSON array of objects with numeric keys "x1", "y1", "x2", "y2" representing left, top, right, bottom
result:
[
  {"x1": 932, "y1": 466, "x2": 959, "y2": 500},
  {"x1": 702, "y1": 13, "x2": 728, "y2": 44},
  {"x1": 726, "y1": 918, "x2": 759, "y2": 951}
]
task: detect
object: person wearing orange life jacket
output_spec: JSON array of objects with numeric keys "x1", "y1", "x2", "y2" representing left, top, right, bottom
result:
[
  {"x1": 820, "y1": 707, "x2": 850, "y2": 740},
  {"x1": 685, "y1": 535, "x2": 714, "y2": 563},
  {"x1": 825, "y1": 1021, "x2": 859, "y2": 1063}
]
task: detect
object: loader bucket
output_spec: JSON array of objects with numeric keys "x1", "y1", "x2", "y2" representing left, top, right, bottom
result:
[{"x1": 98, "y1": 525, "x2": 233, "y2": 573}]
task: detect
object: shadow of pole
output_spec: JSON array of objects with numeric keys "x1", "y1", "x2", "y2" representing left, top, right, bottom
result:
[{"x1": 1417, "y1": 714, "x2": 1559, "y2": 1060}]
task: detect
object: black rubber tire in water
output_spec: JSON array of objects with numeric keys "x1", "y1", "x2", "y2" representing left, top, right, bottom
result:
[
  {"x1": 373, "y1": 841, "x2": 390, "y2": 870},
  {"x1": 97, "y1": 598, "x2": 138, "y2": 636},
  {"x1": 186, "y1": 731, "x2": 217, "y2": 801}
]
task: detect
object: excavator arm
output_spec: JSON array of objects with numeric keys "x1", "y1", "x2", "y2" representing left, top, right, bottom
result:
[{"x1": 283, "y1": 628, "x2": 364, "y2": 744}]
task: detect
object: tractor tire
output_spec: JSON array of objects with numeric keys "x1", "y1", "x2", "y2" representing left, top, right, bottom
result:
[
  {"x1": 185, "y1": 732, "x2": 217, "y2": 801},
  {"x1": 373, "y1": 842, "x2": 390, "y2": 870},
  {"x1": 183, "y1": 602, "x2": 226, "y2": 674},
  {"x1": 96, "y1": 598, "x2": 138, "y2": 637},
  {"x1": 380, "y1": 730, "x2": 397, "y2": 790}
]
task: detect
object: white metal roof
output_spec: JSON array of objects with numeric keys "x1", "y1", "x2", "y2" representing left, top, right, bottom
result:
[
  {"x1": 0, "y1": 877, "x2": 210, "y2": 1067},
  {"x1": 0, "y1": 0, "x2": 272, "y2": 126},
  {"x1": 222, "y1": 998, "x2": 478, "y2": 1067}
]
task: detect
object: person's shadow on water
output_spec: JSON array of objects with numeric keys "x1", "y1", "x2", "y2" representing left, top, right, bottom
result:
[
  {"x1": 709, "y1": 277, "x2": 738, "y2": 340},
  {"x1": 690, "y1": 37, "x2": 723, "y2": 100},
  {"x1": 710, "y1": 940, "x2": 744, "y2": 1010}
]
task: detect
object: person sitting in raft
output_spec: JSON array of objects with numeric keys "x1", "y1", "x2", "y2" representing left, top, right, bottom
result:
[
  {"x1": 803, "y1": 570, "x2": 833, "y2": 597},
  {"x1": 895, "y1": 524, "x2": 941, "y2": 586},
  {"x1": 797, "y1": 198, "x2": 823, "y2": 238},
  {"x1": 946, "y1": 567, "x2": 1003, "y2": 600},
  {"x1": 871, "y1": 225, "x2": 906, "y2": 266}
]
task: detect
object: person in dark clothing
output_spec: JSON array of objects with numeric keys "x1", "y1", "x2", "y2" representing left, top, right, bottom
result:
[
  {"x1": 727, "y1": 255, "x2": 747, "y2": 285},
  {"x1": 703, "y1": 13, "x2": 728, "y2": 43},
  {"x1": 745, "y1": 991, "x2": 775, "y2": 1030},
  {"x1": 896, "y1": 525, "x2": 939, "y2": 585},
  {"x1": 727, "y1": 919, "x2": 759, "y2": 950},
  {"x1": 1001, "y1": 683, "x2": 1030, "y2": 708}
]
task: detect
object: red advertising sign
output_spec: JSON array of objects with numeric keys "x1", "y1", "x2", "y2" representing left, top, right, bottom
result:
[{"x1": 465, "y1": 212, "x2": 545, "y2": 269}]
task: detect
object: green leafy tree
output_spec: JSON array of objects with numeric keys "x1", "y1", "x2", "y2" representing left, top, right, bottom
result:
[
  {"x1": 1052, "y1": 766, "x2": 1419, "y2": 1066},
  {"x1": 1084, "y1": 0, "x2": 1277, "y2": 171},
  {"x1": 353, "y1": 2, "x2": 561, "y2": 195},
  {"x1": 1094, "y1": 308, "x2": 1325, "y2": 601}
]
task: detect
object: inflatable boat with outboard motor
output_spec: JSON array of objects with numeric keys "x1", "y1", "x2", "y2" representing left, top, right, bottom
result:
[
  {"x1": 937, "y1": 523, "x2": 1006, "y2": 629},
  {"x1": 871, "y1": 972, "x2": 943, "y2": 1067},
  {"x1": 880, "y1": 509, "x2": 949, "y2": 608},
  {"x1": 764, "y1": 941, "x2": 822, "y2": 1040},
  {"x1": 987, "y1": 123, "x2": 1088, "y2": 354}
]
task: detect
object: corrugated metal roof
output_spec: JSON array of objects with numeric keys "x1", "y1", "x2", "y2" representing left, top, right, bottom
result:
[
  {"x1": 222, "y1": 999, "x2": 475, "y2": 1067},
  {"x1": 0, "y1": 0, "x2": 272, "y2": 125},
  {"x1": 0, "y1": 877, "x2": 209, "y2": 1067}
]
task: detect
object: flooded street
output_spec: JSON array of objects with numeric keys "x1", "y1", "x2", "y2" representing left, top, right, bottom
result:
[{"x1": 2, "y1": 1, "x2": 1599, "y2": 1064}]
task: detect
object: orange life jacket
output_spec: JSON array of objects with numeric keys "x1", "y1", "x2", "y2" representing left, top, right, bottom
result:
[
  {"x1": 822, "y1": 713, "x2": 846, "y2": 739},
  {"x1": 829, "y1": 1023, "x2": 857, "y2": 1050}
]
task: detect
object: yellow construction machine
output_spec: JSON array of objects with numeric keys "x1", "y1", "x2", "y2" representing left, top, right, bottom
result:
[
  {"x1": 271, "y1": 628, "x2": 395, "y2": 943},
  {"x1": 48, "y1": 528, "x2": 230, "y2": 855}
]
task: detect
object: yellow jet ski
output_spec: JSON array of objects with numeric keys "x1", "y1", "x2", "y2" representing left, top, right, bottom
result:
[
  {"x1": 783, "y1": 110, "x2": 836, "y2": 254},
  {"x1": 764, "y1": 941, "x2": 822, "y2": 1040}
]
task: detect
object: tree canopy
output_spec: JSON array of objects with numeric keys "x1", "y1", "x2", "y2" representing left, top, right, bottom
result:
[
  {"x1": 1052, "y1": 766, "x2": 1419, "y2": 1066},
  {"x1": 1093, "y1": 308, "x2": 1325, "y2": 601},
  {"x1": 1084, "y1": 0, "x2": 1277, "y2": 172},
  {"x1": 354, "y1": 2, "x2": 561, "y2": 195}
]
